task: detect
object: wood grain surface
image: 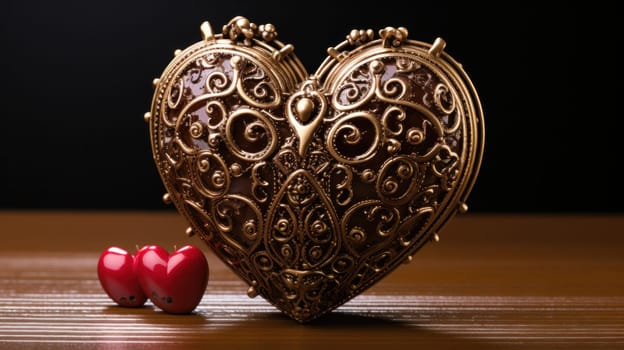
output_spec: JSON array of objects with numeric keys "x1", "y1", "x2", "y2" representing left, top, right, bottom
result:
[{"x1": 0, "y1": 211, "x2": 623, "y2": 349}]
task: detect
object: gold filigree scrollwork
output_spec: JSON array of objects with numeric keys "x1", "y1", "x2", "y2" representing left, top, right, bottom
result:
[
  {"x1": 369, "y1": 249, "x2": 395, "y2": 272},
  {"x1": 331, "y1": 61, "x2": 379, "y2": 112},
  {"x1": 302, "y1": 204, "x2": 336, "y2": 268},
  {"x1": 382, "y1": 106, "x2": 406, "y2": 137},
  {"x1": 237, "y1": 60, "x2": 281, "y2": 109},
  {"x1": 286, "y1": 172, "x2": 316, "y2": 206},
  {"x1": 251, "y1": 161, "x2": 272, "y2": 203},
  {"x1": 189, "y1": 121, "x2": 204, "y2": 139},
  {"x1": 224, "y1": 108, "x2": 278, "y2": 161},
  {"x1": 212, "y1": 194, "x2": 263, "y2": 252},
  {"x1": 273, "y1": 269, "x2": 333, "y2": 321},
  {"x1": 206, "y1": 55, "x2": 240, "y2": 95},
  {"x1": 274, "y1": 147, "x2": 300, "y2": 175},
  {"x1": 306, "y1": 149, "x2": 330, "y2": 175},
  {"x1": 433, "y1": 83, "x2": 462, "y2": 134},
  {"x1": 341, "y1": 200, "x2": 400, "y2": 257},
  {"x1": 334, "y1": 57, "x2": 448, "y2": 145},
  {"x1": 205, "y1": 100, "x2": 227, "y2": 129},
  {"x1": 271, "y1": 204, "x2": 297, "y2": 242},
  {"x1": 326, "y1": 111, "x2": 382, "y2": 164},
  {"x1": 149, "y1": 17, "x2": 484, "y2": 323},
  {"x1": 381, "y1": 106, "x2": 406, "y2": 154},
  {"x1": 168, "y1": 54, "x2": 240, "y2": 139},
  {"x1": 331, "y1": 254, "x2": 355, "y2": 275},
  {"x1": 380, "y1": 73, "x2": 408, "y2": 101},
  {"x1": 377, "y1": 92, "x2": 443, "y2": 140},
  {"x1": 331, "y1": 164, "x2": 354, "y2": 206},
  {"x1": 396, "y1": 56, "x2": 421, "y2": 73},
  {"x1": 266, "y1": 170, "x2": 340, "y2": 270},
  {"x1": 358, "y1": 169, "x2": 375, "y2": 184},
  {"x1": 190, "y1": 151, "x2": 230, "y2": 198},
  {"x1": 183, "y1": 200, "x2": 218, "y2": 241},
  {"x1": 434, "y1": 83, "x2": 455, "y2": 115},
  {"x1": 161, "y1": 77, "x2": 185, "y2": 128},
  {"x1": 252, "y1": 251, "x2": 274, "y2": 272},
  {"x1": 167, "y1": 78, "x2": 184, "y2": 109},
  {"x1": 376, "y1": 156, "x2": 422, "y2": 205},
  {"x1": 431, "y1": 145, "x2": 460, "y2": 191},
  {"x1": 397, "y1": 207, "x2": 434, "y2": 247},
  {"x1": 406, "y1": 120, "x2": 430, "y2": 146},
  {"x1": 205, "y1": 70, "x2": 229, "y2": 93},
  {"x1": 173, "y1": 113, "x2": 199, "y2": 154},
  {"x1": 268, "y1": 205, "x2": 299, "y2": 266},
  {"x1": 198, "y1": 52, "x2": 219, "y2": 68}
]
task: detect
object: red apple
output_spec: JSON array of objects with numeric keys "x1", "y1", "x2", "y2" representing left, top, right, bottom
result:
[
  {"x1": 97, "y1": 247, "x2": 147, "y2": 307},
  {"x1": 135, "y1": 245, "x2": 209, "y2": 314}
]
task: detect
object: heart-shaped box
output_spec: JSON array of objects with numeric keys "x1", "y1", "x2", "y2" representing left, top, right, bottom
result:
[{"x1": 146, "y1": 16, "x2": 484, "y2": 322}]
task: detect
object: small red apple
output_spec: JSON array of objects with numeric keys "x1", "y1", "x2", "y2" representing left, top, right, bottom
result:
[
  {"x1": 97, "y1": 247, "x2": 147, "y2": 307},
  {"x1": 135, "y1": 245, "x2": 209, "y2": 314}
]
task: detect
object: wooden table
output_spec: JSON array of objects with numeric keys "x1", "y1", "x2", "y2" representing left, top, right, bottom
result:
[{"x1": 1, "y1": 211, "x2": 622, "y2": 349}]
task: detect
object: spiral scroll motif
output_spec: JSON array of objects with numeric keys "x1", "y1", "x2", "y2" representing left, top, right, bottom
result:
[
  {"x1": 224, "y1": 108, "x2": 279, "y2": 161},
  {"x1": 326, "y1": 111, "x2": 382, "y2": 164}
]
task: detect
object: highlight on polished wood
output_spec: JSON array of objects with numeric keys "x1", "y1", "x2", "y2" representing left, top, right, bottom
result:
[{"x1": 0, "y1": 211, "x2": 623, "y2": 349}]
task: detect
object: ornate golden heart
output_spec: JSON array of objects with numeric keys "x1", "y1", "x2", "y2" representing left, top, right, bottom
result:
[{"x1": 146, "y1": 16, "x2": 484, "y2": 322}]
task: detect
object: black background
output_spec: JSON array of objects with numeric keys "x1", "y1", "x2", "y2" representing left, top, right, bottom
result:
[{"x1": 0, "y1": 1, "x2": 616, "y2": 212}]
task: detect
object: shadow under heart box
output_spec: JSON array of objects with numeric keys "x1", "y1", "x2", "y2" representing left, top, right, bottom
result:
[{"x1": 144, "y1": 16, "x2": 484, "y2": 323}]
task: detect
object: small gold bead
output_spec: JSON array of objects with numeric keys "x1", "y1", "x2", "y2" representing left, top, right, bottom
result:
[
  {"x1": 185, "y1": 227, "x2": 195, "y2": 237},
  {"x1": 230, "y1": 163, "x2": 242, "y2": 177},
  {"x1": 459, "y1": 202, "x2": 469, "y2": 214},
  {"x1": 247, "y1": 281, "x2": 259, "y2": 298},
  {"x1": 162, "y1": 193, "x2": 172, "y2": 204}
]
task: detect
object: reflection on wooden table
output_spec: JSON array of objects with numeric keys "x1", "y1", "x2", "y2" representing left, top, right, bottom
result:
[{"x1": 1, "y1": 211, "x2": 623, "y2": 349}]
